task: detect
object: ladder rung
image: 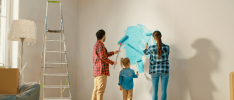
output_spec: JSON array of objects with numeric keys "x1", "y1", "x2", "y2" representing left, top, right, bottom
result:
[
  {"x1": 46, "y1": 40, "x2": 65, "y2": 42},
  {"x1": 47, "y1": 29, "x2": 61, "y2": 33},
  {"x1": 44, "y1": 85, "x2": 70, "y2": 88},
  {"x1": 44, "y1": 97, "x2": 71, "y2": 100},
  {"x1": 44, "y1": 73, "x2": 68, "y2": 76},
  {"x1": 45, "y1": 62, "x2": 67, "y2": 64},
  {"x1": 46, "y1": 51, "x2": 66, "y2": 53},
  {"x1": 41, "y1": 67, "x2": 62, "y2": 69}
]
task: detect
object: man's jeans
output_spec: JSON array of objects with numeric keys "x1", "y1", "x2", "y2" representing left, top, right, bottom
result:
[{"x1": 151, "y1": 73, "x2": 169, "y2": 100}]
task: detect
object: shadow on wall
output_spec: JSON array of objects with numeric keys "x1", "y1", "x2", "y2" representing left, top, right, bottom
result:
[
  {"x1": 167, "y1": 45, "x2": 190, "y2": 100},
  {"x1": 144, "y1": 38, "x2": 219, "y2": 100},
  {"x1": 187, "y1": 38, "x2": 219, "y2": 100}
]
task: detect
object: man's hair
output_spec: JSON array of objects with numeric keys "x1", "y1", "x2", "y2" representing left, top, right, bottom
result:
[{"x1": 96, "y1": 29, "x2": 105, "y2": 40}]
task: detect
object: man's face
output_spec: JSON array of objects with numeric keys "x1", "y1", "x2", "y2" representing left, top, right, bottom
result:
[{"x1": 103, "y1": 35, "x2": 106, "y2": 42}]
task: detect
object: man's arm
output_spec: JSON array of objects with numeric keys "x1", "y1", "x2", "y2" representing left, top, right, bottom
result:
[
  {"x1": 107, "y1": 51, "x2": 114, "y2": 57},
  {"x1": 97, "y1": 44, "x2": 114, "y2": 65}
]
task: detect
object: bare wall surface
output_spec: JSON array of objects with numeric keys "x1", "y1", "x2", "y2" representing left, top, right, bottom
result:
[
  {"x1": 19, "y1": 0, "x2": 77, "y2": 99},
  {"x1": 77, "y1": 0, "x2": 234, "y2": 100}
]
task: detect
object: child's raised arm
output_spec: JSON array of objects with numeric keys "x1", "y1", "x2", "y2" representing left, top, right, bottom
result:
[{"x1": 132, "y1": 70, "x2": 138, "y2": 78}]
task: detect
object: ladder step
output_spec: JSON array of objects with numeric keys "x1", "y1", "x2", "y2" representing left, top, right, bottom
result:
[
  {"x1": 47, "y1": 29, "x2": 61, "y2": 33},
  {"x1": 41, "y1": 67, "x2": 62, "y2": 69},
  {"x1": 46, "y1": 40, "x2": 65, "y2": 42},
  {"x1": 46, "y1": 51, "x2": 66, "y2": 53},
  {"x1": 44, "y1": 73, "x2": 68, "y2": 76},
  {"x1": 44, "y1": 85, "x2": 70, "y2": 88},
  {"x1": 45, "y1": 62, "x2": 67, "y2": 64},
  {"x1": 44, "y1": 97, "x2": 71, "y2": 100}
]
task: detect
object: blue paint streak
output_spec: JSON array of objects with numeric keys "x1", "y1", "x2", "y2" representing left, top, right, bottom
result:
[
  {"x1": 119, "y1": 24, "x2": 156, "y2": 72},
  {"x1": 127, "y1": 44, "x2": 143, "y2": 55}
]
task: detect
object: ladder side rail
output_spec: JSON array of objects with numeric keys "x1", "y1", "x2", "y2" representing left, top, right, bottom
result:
[
  {"x1": 43, "y1": 2, "x2": 49, "y2": 99},
  {"x1": 61, "y1": 3, "x2": 72, "y2": 99},
  {"x1": 60, "y1": 3, "x2": 63, "y2": 98}
]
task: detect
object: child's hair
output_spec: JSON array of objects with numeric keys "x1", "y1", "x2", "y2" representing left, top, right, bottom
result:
[{"x1": 120, "y1": 57, "x2": 130, "y2": 69}]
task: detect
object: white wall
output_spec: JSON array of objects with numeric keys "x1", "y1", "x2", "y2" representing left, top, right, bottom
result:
[
  {"x1": 19, "y1": 0, "x2": 77, "y2": 99},
  {"x1": 77, "y1": 0, "x2": 234, "y2": 100}
]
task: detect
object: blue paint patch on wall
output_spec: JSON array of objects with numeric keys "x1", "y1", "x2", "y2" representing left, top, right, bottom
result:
[{"x1": 121, "y1": 24, "x2": 156, "y2": 73}]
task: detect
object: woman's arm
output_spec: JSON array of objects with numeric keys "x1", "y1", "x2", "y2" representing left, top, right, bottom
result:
[{"x1": 143, "y1": 46, "x2": 151, "y2": 55}]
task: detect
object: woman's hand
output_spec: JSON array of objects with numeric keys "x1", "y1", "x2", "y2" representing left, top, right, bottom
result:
[{"x1": 145, "y1": 44, "x2": 148, "y2": 49}]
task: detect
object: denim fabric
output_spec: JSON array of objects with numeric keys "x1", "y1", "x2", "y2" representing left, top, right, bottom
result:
[
  {"x1": 151, "y1": 73, "x2": 169, "y2": 100},
  {"x1": 118, "y1": 68, "x2": 138, "y2": 90}
]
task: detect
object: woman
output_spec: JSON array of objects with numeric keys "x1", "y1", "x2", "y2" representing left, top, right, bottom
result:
[{"x1": 143, "y1": 31, "x2": 170, "y2": 100}]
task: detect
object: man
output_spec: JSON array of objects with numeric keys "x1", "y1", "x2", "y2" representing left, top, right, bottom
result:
[{"x1": 92, "y1": 29, "x2": 119, "y2": 100}]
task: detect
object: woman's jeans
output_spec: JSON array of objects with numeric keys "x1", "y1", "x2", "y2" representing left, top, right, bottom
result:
[{"x1": 151, "y1": 73, "x2": 169, "y2": 100}]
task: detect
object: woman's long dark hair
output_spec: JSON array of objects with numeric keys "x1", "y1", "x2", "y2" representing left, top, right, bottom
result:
[{"x1": 153, "y1": 31, "x2": 162, "y2": 59}]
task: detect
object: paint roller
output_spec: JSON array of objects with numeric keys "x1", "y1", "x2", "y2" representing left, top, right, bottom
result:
[
  {"x1": 146, "y1": 33, "x2": 152, "y2": 45},
  {"x1": 145, "y1": 30, "x2": 158, "y2": 45},
  {"x1": 136, "y1": 60, "x2": 142, "y2": 73},
  {"x1": 114, "y1": 35, "x2": 129, "y2": 69},
  {"x1": 135, "y1": 60, "x2": 141, "y2": 74}
]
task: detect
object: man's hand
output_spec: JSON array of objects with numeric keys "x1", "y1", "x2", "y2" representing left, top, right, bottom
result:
[
  {"x1": 120, "y1": 86, "x2": 123, "y2": 91},
  {"x1": 113, "y1": 61, "x2": 117, "y2": 65},
  {"x1": 114, "y1": 50, "x2": 120, "y2": 54},
  {"x1": 145, "y1": 44, "x2": 148, "y2": 49}
]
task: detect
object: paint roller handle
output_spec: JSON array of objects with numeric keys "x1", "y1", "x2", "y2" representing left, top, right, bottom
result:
[{"x1": 114, "y1": 43, "x2": 122, "y2": 69}]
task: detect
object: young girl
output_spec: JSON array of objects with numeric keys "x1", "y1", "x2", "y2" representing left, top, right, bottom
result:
[
  {"x1": 143, "y1": 31, "x2": 170, "y2": 100},
  {"x1": 118, "y1": 57, "x2": 139, "y2": 100}
]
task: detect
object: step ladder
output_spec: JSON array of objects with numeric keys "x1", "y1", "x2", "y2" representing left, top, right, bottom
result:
[{"x1": 39, "y1": 1, "x2": 72, "y2": 100}]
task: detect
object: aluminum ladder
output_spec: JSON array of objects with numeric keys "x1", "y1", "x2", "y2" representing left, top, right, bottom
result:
[{"x1": 39, "y1": 1, "x2": 72, "y2": 100}]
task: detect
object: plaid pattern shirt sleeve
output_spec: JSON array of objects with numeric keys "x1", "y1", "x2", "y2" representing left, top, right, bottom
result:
[
  {"x1": 93, "y1": 41, "x2": 114, "y2": 77},
  {"x1": 107, "y1": 51, "x2": 114, "y2": 57},
  {"x1": 143, "y1": 44, "x2": 170, "y2": 74}
]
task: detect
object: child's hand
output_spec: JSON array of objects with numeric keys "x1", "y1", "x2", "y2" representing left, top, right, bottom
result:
[
  {"x1": 120, "y1": 86, "x2": 123, "y2": 91},
  {"x1": 136, "y1": 73, "x2": 139, "y2": 76}
]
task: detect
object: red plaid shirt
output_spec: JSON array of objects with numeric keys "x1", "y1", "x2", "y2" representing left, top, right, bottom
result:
[{"x1": 93, "y1": 40, "x2": 114, "y2": 77}]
